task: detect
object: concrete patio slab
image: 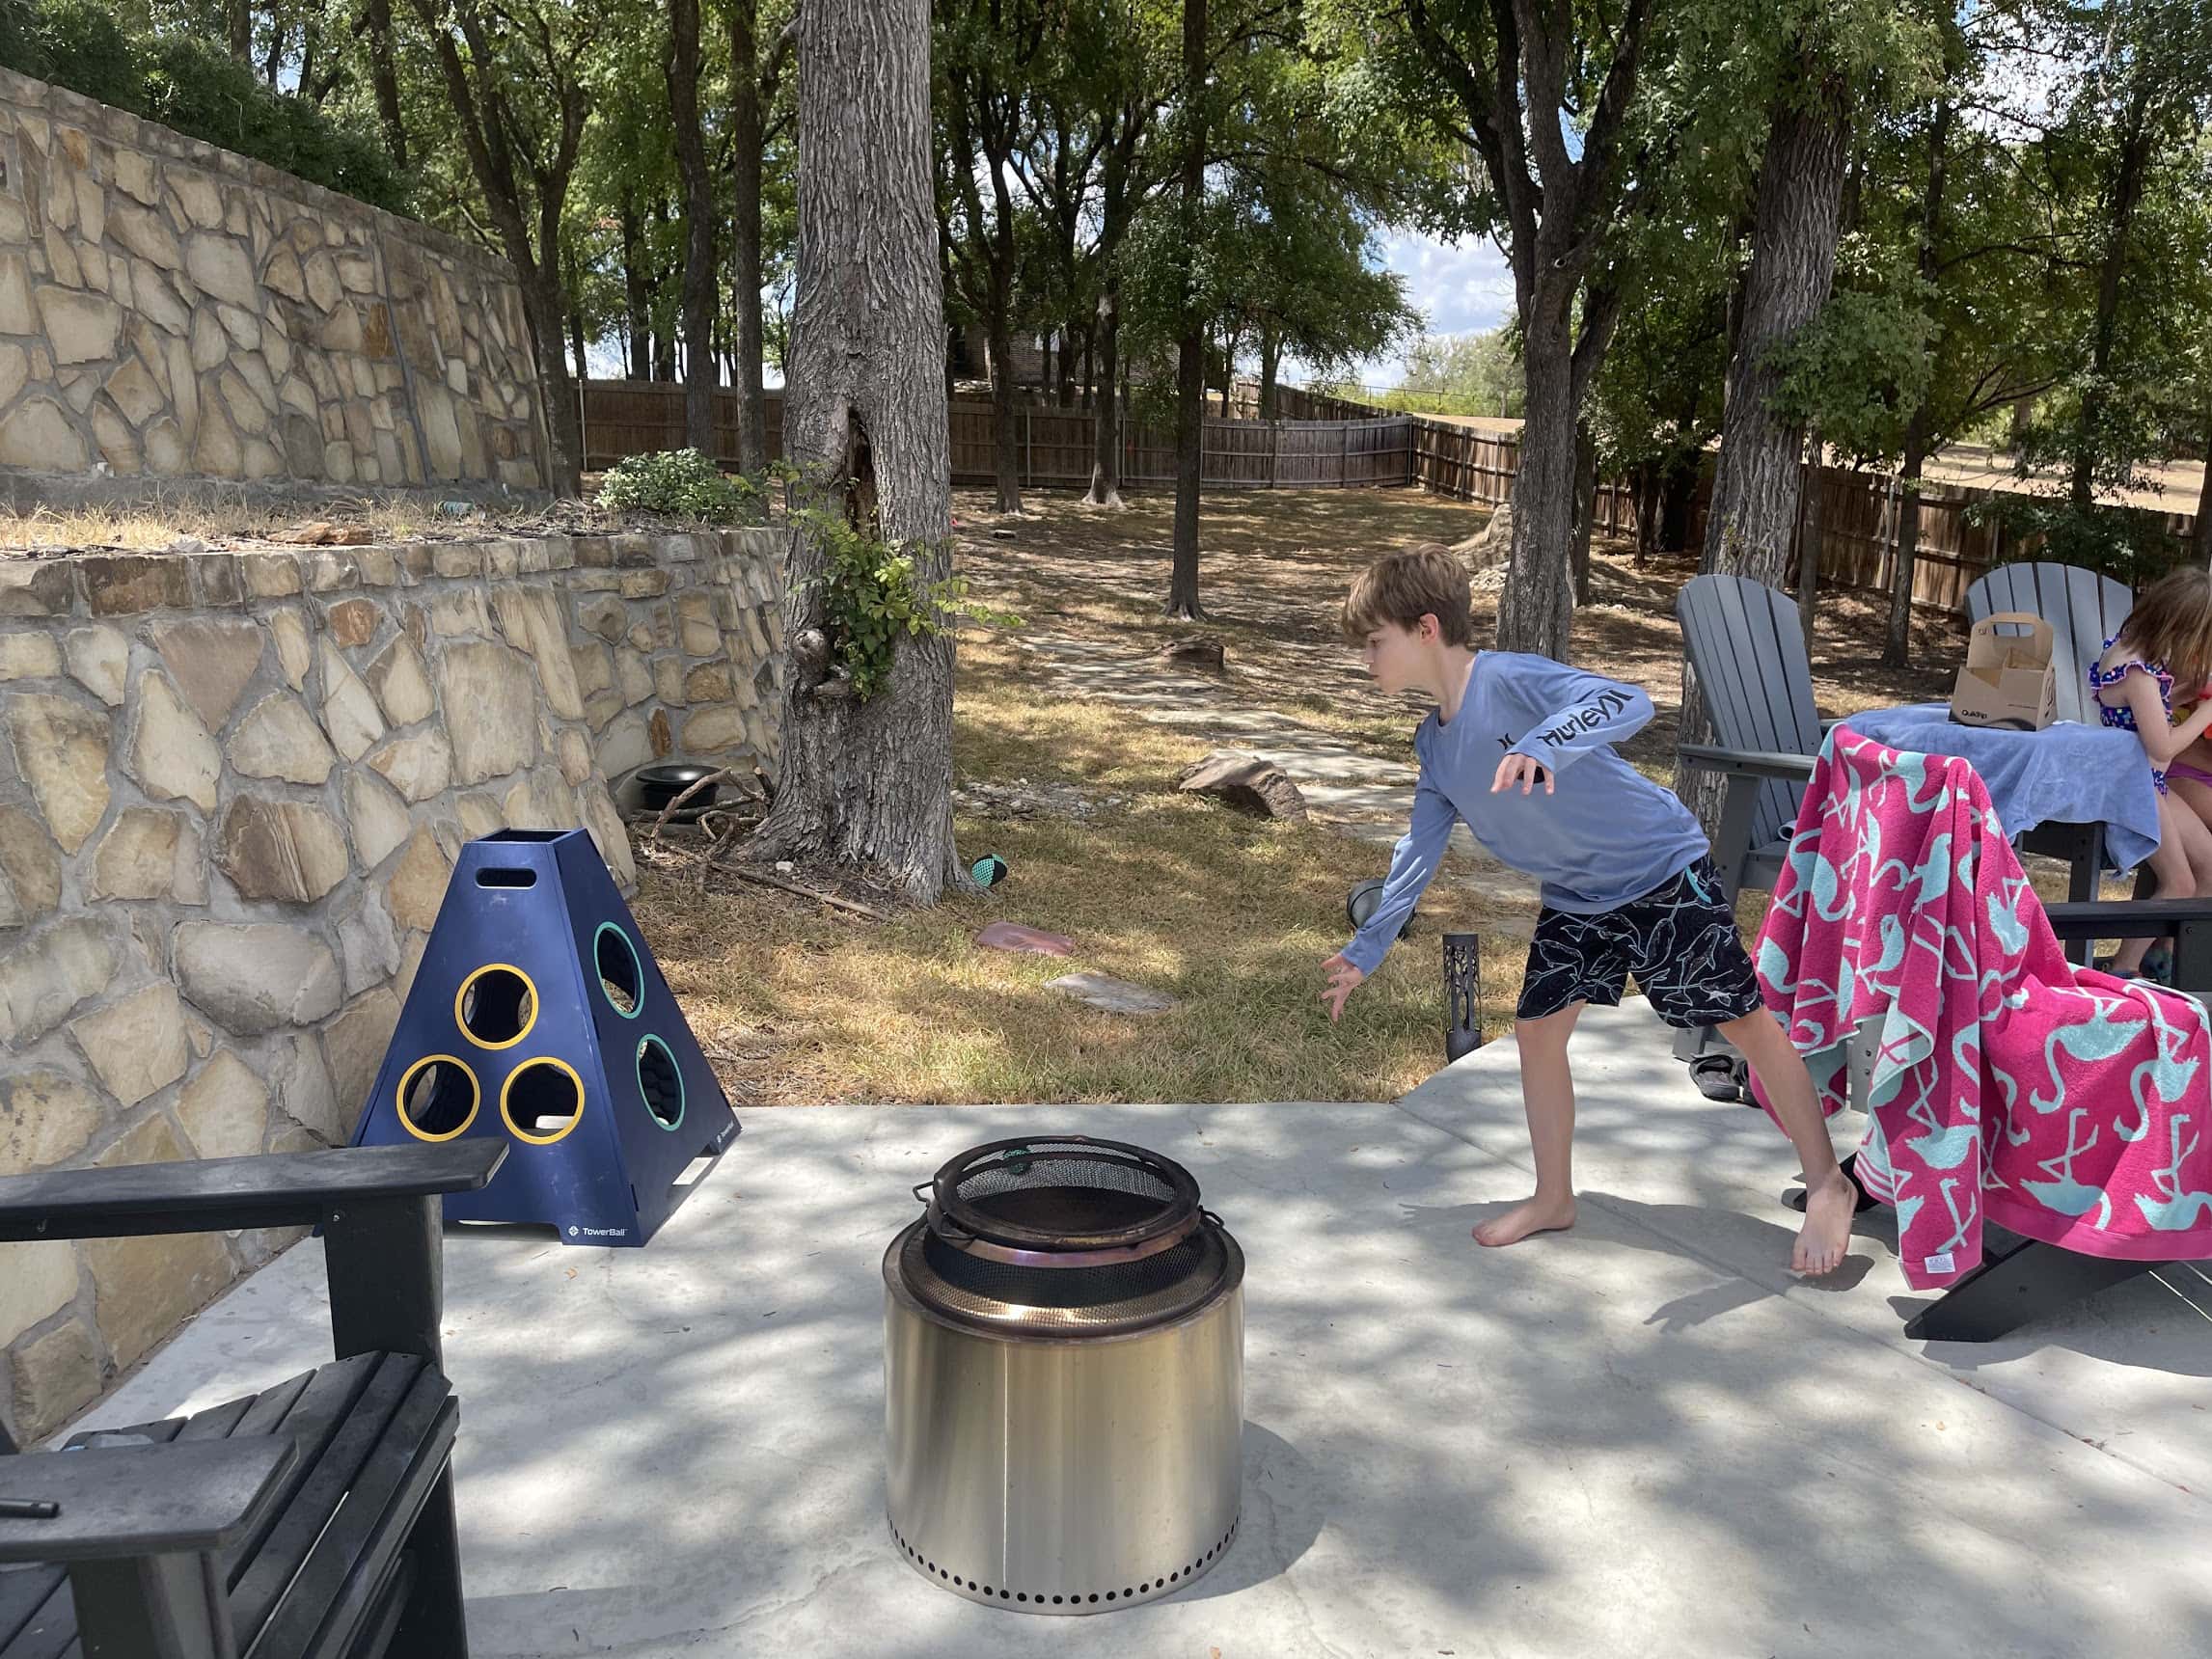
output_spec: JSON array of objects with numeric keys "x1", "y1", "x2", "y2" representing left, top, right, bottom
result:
[{"x1": 68, "y1": 1005, "x2": 2211, "y2": 1658}]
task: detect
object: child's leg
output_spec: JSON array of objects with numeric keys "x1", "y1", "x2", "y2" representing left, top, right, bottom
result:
[
  {"x1": 2161, "y1": 774, "x2": 2212, "y2": 891},
  {"x1": 1475, "y1": 1002, "x2": 1583, "y2": 1246},
  {"x1": 1717, "y1": 1008, "x2": 1855, "y2": 1275},
  {"x1": 2113, "y1": 790, "x2": 2198, "y2": 975}
]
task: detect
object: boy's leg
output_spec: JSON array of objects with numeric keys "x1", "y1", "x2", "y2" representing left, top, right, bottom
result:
[
  {"x1": 1635, "y1": 855, "x2": 1855, "y2": 1276},
  {"x1": 1475, "y1": 1006, "x2": 1585, "y2": 1247},
  {"x1": 1716, "y1": 1008, "x2": 1855, "y2": 1275}
]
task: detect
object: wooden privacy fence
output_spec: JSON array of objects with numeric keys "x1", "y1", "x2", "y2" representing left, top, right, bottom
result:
[
  {"x1": 1407, "y1": 417, "x2": 2200, "y2": 615},
  {"x1": 579, "y1": 379, "x2": 2197, "y2": 615},
  {"x1": 580, "y1": 380, "x2": 1413, "y2": 492}
]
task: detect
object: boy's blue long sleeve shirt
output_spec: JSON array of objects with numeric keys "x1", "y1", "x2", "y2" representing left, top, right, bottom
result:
[{"x1": 1340, "y1": 651, "x2": 1712, "y2": 975}]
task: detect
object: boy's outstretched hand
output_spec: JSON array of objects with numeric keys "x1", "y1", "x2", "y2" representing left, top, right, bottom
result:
[
  {"x1": 1492, "y1": 752, "x2": 1552, "y2": 795},
  {"x1": 1320, "y1": 953, "x2": 1365, "y2": 1022}
]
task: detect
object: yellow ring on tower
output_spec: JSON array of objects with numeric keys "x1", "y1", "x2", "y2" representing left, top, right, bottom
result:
[
  {"x1": 395, "y1": 1054, "x2": 480, "y2": 1142},
  {"x1": 453, "y1": 963, "x2": 538, "y2": 1050},
  {"x1": 500, "y1": 1055, "x2": 587, "y2": 1146}
]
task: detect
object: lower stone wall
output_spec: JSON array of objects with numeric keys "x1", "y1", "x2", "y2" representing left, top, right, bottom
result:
[{"x1": 0, "y1": 525, "x2": 785, "y2": 1441}]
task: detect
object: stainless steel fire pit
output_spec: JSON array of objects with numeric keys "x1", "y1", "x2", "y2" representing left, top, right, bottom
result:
[{"x1": 883, "y1": 1135, "x2": 1244, "y2": 1614}]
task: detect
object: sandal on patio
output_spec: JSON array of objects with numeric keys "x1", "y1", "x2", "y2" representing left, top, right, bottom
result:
[{"x1": 1688, "y1": 1053, "x2": 1746, "y2": 1103}]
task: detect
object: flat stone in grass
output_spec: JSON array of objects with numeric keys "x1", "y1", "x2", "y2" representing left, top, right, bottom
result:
[
  {"x1": 1179, "y1": 749, "x2": 1309, "y2": 823},
  {"x1": 973, "y1": 921, "x2": 1076, "y2": 956},
  {"x1": 1045, "y1": 970, "x2": 1175, "y2": 1016}
]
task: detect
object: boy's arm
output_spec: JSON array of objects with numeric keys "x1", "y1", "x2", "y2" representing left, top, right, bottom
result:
[
  {"x1": 1340, "y1": 774, "x2": 1457, "y2": 975},
  {"x1": 1502, "y1": 657, "x2": 1654, "y2": 775}
]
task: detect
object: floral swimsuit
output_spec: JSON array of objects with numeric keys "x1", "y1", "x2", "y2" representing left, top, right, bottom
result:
[{"x1": 2089, "y1": 634, "x2": 2212, "y2": 794}]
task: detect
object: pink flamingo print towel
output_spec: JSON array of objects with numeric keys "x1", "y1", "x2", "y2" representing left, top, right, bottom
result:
[{"x1": 1750, "y1": 726, "x2": 2212, "y2": 1288}]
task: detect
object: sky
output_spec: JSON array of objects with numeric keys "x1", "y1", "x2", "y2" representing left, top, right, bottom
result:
[
  {"x1": 1286, "y1": 229, "x2": 1516, "y2": 394},
  {"x1": 584, "y1": 226, "x2": 1514, "y2": 393}
]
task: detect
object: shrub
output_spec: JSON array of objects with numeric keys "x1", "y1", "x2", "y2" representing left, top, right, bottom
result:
[{"x1": 597, "y1": 449, "x2": 762, "y2": 524}]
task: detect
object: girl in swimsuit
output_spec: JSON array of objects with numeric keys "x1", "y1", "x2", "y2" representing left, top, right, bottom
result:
[{"x1": 2089, "y1": 565, "x2": 2212, "y2": 978}]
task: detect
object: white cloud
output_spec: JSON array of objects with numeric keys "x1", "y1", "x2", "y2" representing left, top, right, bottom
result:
[{"x1": 1282, "y1": 230, "x2": 1516, "y2": 391}]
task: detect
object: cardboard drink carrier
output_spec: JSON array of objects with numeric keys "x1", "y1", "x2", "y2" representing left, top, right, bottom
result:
[{"x1": 1950, "y1": 612, "x2": 2058, "y2": 731}]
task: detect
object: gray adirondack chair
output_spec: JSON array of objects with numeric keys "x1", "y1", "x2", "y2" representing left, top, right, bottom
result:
[
  {"x1": 1965, "y1": 561, "x2": 2133, "y2": 727},
  {"x1": 1675, "y1": 573, "x2": 1822, "y2": 905},
  {"x1": 1966, "y1": 562, "x2": 2135, "y2": 914},
  {"x1": 1672, "y1": 574, "x2": 1824, "y2": 1092}
]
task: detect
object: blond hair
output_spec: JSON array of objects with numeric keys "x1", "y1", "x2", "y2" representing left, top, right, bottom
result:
[
  {"x1": 1341, "y1": 544, "x2": 1475, "y2": 646},
  {"x1": 2119, "y1": 566, "x2": 2212, "y2": 694}
]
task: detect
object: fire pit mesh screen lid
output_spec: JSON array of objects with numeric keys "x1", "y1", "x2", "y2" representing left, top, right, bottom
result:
[
  {"x1": 897, "y1": 1218, "x2": 1241, "y2": 1335},
  {"x1": 931, "y1": 1135, "x2": 1200, "y2": 1253}
]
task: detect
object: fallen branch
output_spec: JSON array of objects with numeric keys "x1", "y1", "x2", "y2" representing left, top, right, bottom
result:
[
  {"x1": 649, "y1": 767, "x2": 740, "y2": 844},
  {"x1": 718, "y1": 862, "x2": 894, "y2": 922}
]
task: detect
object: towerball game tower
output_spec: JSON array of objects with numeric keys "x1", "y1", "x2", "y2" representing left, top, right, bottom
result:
[{"x1": 350, "y1": 828, "x2": 739, "y2": 1245}]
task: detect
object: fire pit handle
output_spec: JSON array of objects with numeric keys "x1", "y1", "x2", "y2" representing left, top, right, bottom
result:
[{"x1": 912, "y1": 1182, "x2": 934, "y2": 1205}]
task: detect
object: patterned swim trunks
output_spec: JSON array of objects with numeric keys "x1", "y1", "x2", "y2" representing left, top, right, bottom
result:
[{"x1": 1516, "y1": 854, "x2": 1765, "y2": 1029}]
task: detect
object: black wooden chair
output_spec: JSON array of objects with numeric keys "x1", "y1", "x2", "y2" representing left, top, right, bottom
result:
[
  {"x1": 1965, "y1": 562, "x2": 2137, "y2": 911},
  {"x1": 1791, "y1": 893, "x2": 2212, "y2": 1343},
  {"x1": 1672, "y1": 574, "x2": 1825, "y2": 1095},
  {"x1": 0, "y1": 1140, "x2": 504, "y2": 1659}
]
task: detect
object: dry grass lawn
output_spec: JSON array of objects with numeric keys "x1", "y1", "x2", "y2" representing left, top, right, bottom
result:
[{"x1": 634, "y1": 484, "x2": 1997, "y2": 1107}]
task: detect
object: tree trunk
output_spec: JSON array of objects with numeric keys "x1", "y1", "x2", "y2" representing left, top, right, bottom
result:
[
  {"x1": 1633, "y1": 462, "x2": 1661, "y2": 562},
  {"x1": 1882, "y1": 93, "x2": 1953, "y2": 666},
  {"x1": 1087, "y1": 278, "x2": 1123, "y2": 507},
  {"x1": 1700, "y1": 66, "x2": 1851, "y2": 585},
  {"x1": 987, "y1": 306, "x2": 1024, "y2": 513},
  {"x1": 667, "y1": 0, "x2": 719, "y2": 454},
  {"x1": 728, "y1": 0, "x2": 771, "y2": 475},
  {"x1": 1259, "y1": 326, "x2": 1280, "y2": 422},
  {"x1": 1080, "y1": 327, "x2": 1094, "y2": 412},
  {"x1": 1680, "y1": 58, "x2": 1850, "y2": 823},
  {"x1": 364, "y1": 0, "x2": 408, "y2": 170},
  {"x1": 1881, "y1": 420, "x2": 1934, "y2": 672},
  {"x1": 1797, "y1": 432, "x2": 1826, "y2": 657},
  {"x1": 1496, "y1": 316, "x2": 1576, "y2": 658},
  {"x1": 2072, "y1": 86, "x2": 2153, "y2": 510},
  {"x1": 1570, "y1": 420, "x2": 1598, "y2": 606},
  {"x1": 412, "y1": 0, "x2": 584, "y2": 495},
  {"x1": 621, "y1": 204, "x2": 652, "y2": 381},
  {"x1": 565, "y1": 247, "x2": 588, "y2": 393},
  {"x1": 228, "y1": 0, "x2": 251, "y2": 62},
  {"x1": 1165, "y1": 0, "x2": 1208, "y2": 619},
  {"x1": 756, "y1": 0, "x2": 963, "y2": 903},
  {"x1": 2195, "y1": 411, "x2": 2212, "y2": 566},
  {"x1": 1661, "y1": 457, "x2": 1697, "y2": 552}
]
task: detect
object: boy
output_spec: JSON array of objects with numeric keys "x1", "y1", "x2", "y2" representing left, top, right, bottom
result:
[{"x1": 1321, "y1": 546, "x2": 1855, "y2": 1275}]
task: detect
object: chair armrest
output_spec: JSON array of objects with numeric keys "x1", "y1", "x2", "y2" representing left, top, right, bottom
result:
[
  {"x1": 0, "y1": 1438, "x2": 294, "y2": 1564},
  {"x1": 0, "y1": 1142, "x2": 505, "y2": 1244},
  {"x1": 2040, "y1": 898, "x2": 2212, "y2": 939},
  {"x1": 1678, "y1": 743, "x2": 1817, "y2": 781},
  {"x1": 2046, "y1": 898, "x2": 2212, "y2": 992}
]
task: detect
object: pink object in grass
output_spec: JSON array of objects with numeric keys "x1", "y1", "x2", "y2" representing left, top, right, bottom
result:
[
  {"x1": 1752, "y1": 727, "x2": 2212, "y2": 1290},
  {"x1": 973, "y1": 921, "x2": 1077, "y2": 956}
]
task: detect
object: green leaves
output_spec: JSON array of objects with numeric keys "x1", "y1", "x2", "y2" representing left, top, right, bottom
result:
[
  {"x1": 796, "y1": 507, "x2": 1020, "y2": 701},
  {"x1": 597, "y1": 449, "x2": 765, "y2": 524}
]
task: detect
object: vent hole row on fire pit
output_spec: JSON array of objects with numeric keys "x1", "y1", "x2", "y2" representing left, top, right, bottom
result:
[{"x1": 888, "y1": 1517, "x2": 1239, "y2": 1606}]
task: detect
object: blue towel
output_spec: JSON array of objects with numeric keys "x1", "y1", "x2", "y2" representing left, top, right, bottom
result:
[{"x1": 1841, "y1": 703, "x2": 2162, "y2": 874}]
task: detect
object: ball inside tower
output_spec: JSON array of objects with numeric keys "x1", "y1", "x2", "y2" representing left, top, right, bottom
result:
[{"x1": 883, "y1": 1136, "x2": 1245, "y2": 1613}]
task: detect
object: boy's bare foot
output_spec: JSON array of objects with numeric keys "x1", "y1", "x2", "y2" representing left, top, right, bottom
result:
[
  {"x1": 1793, "y1": 1171, "x2": 1857, "y2": 1275},
  {"x1": 1473, "y1": 1192, "x2": 1577, "y2": 1247}
]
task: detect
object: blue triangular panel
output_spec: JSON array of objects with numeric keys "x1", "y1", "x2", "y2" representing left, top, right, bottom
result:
[{"x1": 350, "y1": 829, "x2": 739, "y2": 1245}]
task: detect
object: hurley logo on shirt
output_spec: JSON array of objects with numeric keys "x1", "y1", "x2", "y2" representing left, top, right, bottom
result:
[{"x1": 1528, "y1": 686, "x2": 1633, "y2": 751}]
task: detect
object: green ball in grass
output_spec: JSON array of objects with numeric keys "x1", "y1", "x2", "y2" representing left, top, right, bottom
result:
[{"x1": 971, "y1": 854, "x2": 1009, "y2": 887}]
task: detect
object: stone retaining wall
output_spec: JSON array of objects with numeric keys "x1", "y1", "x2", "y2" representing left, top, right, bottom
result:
[
  {"x1": 0, "y1": 68, "x2": 550, "y2": 498},
  {"x1": 0, "y1": 526, "x2": 784, "y2": 1442}
]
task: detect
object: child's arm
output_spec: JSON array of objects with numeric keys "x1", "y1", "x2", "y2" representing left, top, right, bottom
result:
[
  {"x1": 2114, "y1": 670, "x2": 2212, "y2": 765},
  {"x1": 1499, "y1": 658, "x2": 1654, "y2": 776},
  {"x1": 1324, "y1": 774, "x2": 1457, "y2": 1019}
]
